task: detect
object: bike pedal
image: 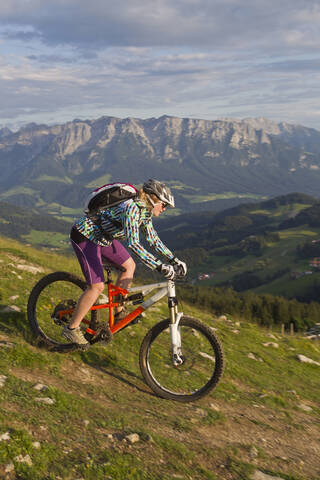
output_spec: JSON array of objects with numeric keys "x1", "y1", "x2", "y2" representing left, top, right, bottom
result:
[{"x1": 93, "y1": 327, "x2": 113, "y2": 345}]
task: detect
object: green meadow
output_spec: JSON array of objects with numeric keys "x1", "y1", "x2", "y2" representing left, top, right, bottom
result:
[{"x1": 0, "y1": 236, "x2": 319, "y2": 479}]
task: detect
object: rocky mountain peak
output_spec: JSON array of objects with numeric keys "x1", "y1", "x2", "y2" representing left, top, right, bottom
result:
[{"x1": 1, "y1": 114, "x2": 320, "y2": 215}]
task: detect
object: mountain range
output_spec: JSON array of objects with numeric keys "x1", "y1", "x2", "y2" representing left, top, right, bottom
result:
[{"x1": 1, "y1": 115, "x2": 320, "y2": 218}]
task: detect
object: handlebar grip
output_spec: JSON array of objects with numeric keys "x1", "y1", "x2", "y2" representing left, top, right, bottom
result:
[{"x1": 173, "y1": 264, "x2": 186, "y2": 278}]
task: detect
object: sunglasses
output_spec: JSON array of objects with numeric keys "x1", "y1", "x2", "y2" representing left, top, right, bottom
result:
[{"x1": 147, "y1": 194, "x2": 168, "y2": 209}]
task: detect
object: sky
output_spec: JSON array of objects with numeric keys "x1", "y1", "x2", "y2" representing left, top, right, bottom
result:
[{"x1": 0, "y1": 0, "x2": 320, "y2": 131}]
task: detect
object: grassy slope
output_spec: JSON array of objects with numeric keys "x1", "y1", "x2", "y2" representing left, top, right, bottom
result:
[{"x1": 0, "y1": 235, "x2": 320, "y2": 480}]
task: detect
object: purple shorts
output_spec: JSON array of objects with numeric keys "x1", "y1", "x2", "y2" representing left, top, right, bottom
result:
[{"x1": 70, "y1": 228, "x2": 131, "y2": 285}]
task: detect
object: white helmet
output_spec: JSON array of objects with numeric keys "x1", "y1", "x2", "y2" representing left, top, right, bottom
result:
[{"x1": 142, "y1": 179, "x2": 175, "y2": 208}]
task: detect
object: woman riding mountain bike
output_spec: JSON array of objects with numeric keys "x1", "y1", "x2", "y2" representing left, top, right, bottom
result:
[{"x1": 63, "y1": 179, "x2": 187, "y2": 346}]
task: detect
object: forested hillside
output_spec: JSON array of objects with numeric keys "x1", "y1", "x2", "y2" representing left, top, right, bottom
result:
[
  {"x1": 3, "y1": 192, "x2": 320, "y2": 303},
  {"x1": 156, "y1": 193, "x2": 320, "y2": 301}
]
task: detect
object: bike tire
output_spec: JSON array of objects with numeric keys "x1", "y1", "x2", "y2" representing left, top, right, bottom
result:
[
  {"x1": 27, "y1": 271, "x2": 96, "y2": 352},
  {"x1": 139, "y1": 316, "x2": 224, "y2": 402}
]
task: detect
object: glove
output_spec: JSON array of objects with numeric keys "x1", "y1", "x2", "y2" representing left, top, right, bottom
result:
[
  {"x1": 170, "y1": 257, "x2": 187, "y2": 276},
  {"x1": 157, "y1": 264, "x2": 175, "y2": 280}
]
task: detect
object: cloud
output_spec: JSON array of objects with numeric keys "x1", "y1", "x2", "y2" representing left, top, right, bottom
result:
[
  {"x1": 0, "y1": 1, "x2": 320, "y2": 129},
  {"x1": 0, "y1": 0, "x2": 319, "y2": 51}
]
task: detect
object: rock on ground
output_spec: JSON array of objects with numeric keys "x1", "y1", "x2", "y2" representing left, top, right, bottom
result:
[
  {"x1": 251, "y1": 470, "x2": 285, "y2": 480},
  {"x1": 297, "y1": 354, "x2": 320, "y2": 366},
  {"x1": 35, "y1": 397, "x2": 55, "y2": 405}
]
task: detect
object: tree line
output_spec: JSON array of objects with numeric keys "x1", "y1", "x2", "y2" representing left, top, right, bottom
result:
[{"x1": 178, "y1": 284, "x2": 318, "y2": 331}]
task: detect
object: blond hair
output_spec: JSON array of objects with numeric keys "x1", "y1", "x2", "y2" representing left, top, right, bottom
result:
[{"x1": 138, "y1": 188, "x2": 159, "y2": 210}]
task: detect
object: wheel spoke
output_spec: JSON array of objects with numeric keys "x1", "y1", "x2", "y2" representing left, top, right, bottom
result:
[
  {"x1": 28, "y1": 272, "x2": 96, "y2": 348},
  {"x1": 140, "y1": 316, "x2": 224, "y2": 401}
]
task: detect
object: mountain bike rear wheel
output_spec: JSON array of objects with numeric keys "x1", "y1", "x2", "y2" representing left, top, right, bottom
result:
[
  {"x1": 27, "y1": 271, "x2": 97, "y2": 352},
  {"x1": 139, "y1": 316, "x2": 224, "y2": 402}
]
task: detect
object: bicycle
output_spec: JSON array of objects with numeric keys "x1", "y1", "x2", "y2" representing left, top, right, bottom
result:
[{"x1": 27, "y1": 262, "x2": 224, "y2": 402}]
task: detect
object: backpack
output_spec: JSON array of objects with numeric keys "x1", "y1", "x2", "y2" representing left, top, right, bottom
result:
[{"x1": 84, "y1": 183, "x2": 138, "y2": 215}]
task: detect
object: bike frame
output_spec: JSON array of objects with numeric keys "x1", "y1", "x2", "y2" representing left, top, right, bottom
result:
[{"x1": 56, "y1": 278, "x2": 184, "y2": 363}]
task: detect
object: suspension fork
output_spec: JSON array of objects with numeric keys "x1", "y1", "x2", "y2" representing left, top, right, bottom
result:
[{"x1": 168, "y1": 281, "x2": 184, "y2": 366}]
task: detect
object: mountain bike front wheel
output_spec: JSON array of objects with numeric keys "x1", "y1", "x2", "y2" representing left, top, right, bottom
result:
[
  {"x1": 27, "y1": 271, "x2": 97, "y2": 352},
  {"x1": 139, "y1": 316, "x2": 224, "y2": 402}
]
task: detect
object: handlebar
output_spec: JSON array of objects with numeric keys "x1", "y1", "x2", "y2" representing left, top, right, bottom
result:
[{"x1": 173, "y1": 264, "x2": 187, "y2": 281}]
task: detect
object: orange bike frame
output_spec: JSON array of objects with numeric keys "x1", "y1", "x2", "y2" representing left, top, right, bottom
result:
[{"x1": 57, "y1": 280, "x2": 169, "y2": 337}]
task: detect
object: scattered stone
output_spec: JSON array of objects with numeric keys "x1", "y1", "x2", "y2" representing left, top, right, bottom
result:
[
  {"x1": 32, "y1": 441, "x2": 41, "y2": 449},
  {"x1": 218, "y1": 315, "x2": 227, "y2": 321},
  {"x1": 287, "y1": 390, "x2": 298, "y2": 396},
  {"x1": 35, "y1": 397, "x2": 55, "y2": 405},
  {"x1": 296, "y1": 354, "x2": 320, "y2": 366},
  {"x1": 14, "y1": 454, "x2": 33, "y2": 466},
  {"x1": 251, "y1": 471, "x2": 284, "y2": 480},
  {"x1": 33, "y1": 383, "x2": 48, "y2": 392},
  {"x1": 235, "y1": 321, "x2": 241, "y2": 327},
  {"x1": 248, "y1": 353, "x2": 263, "y2": 362},
  {"x1": 4, "y1": 463, "x2": 14, "y2": 473},
  {"x1": 16, "y1": 264, "x2": 44, "y2": 274},
  {"x1": 0, "y1": 375, "x2": 7, "y2": 387},
  {"x1": 298, "y1": 403, "x2": 313, "y2": 412},
  {"x1": 1, "y1": 305, "x2": 21, "y2": 313},
  {"x1": 0, "y1": 432, "x2": 10, "y2": 441},
  {"x1": 129, "y1": 331, "x2": 136, "y2": 337},
  {"x1": 263, "y1": 342, "x2": 279, "y2": 348},
  {"x1": 63, "y1": 448, "x2": 73, "y2": 454},
  {"x1": 125, "y1": 433, "x2": 140, "y2": 444},
  {"x1": 9, "y1": 295, "x2": 19, "y2": 301},
  {"x1": 209, "y1": 403, "x2": 220, "y2": 412},
  {"x1": 9, "y1": 270, "x2": 22, "y2": 279},
  {"x1": 231, "y1": 329, "x2": 240, "y2": 334},
  {"x1": 83, "y1": 420, "x2": 90, "y2": 427},
  {"x1": 194, "y1": 408, "x2": 207, "y2": 417},
  {"x1": 249, "y1": 446, "x2": 259, "y2": 459},
  {"x1": 199, "y1": 351, "x2": 215, "y2": 361},
  {"x1": 0, "y1": 340, "x2": 15, "y2": 348},
  {"x1": 305, "y1": 323, "x2": 320, "y2": 339},
  {"x1": 266, "y1": 333, "x2": 277, "y2": 339}
]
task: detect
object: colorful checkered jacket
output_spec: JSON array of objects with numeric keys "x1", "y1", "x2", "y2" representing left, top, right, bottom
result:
[{"x1": 73, "y1": 199, "x2": 174, "y2": 269}]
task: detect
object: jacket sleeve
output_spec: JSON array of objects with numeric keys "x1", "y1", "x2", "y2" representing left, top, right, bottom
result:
[
  {"x1": 142, "y1": 219, "x2": 174, "y2": 261},
  {"x1": 122, "y1": 202, "x2": 162, "y2": 270}
]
